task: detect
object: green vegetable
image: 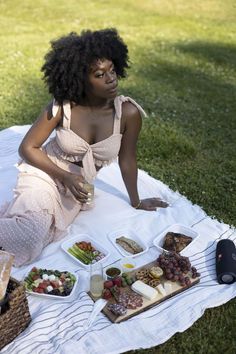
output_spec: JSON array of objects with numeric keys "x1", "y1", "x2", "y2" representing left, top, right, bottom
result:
[
  {"x1": 121, "y1": 278, "x2": 127, "y2": 287},
  {"x1": 73, "y1": 245, "x2": 93, "y2": 261},
  {"x1": 126, "y1": 276, "x2": 133, "y2": 285},
  {"x1": 68, "y1": 248, "x2": 89, "y2": 264},
  {"x1": 68, "y1": 244, "x2": 98, "y2": 264},
  {"x1": 70, "y1": 274, "x2": 76, "y2": 283}
]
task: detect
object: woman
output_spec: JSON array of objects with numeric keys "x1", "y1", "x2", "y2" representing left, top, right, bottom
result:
[{"x1": 0, "y1": 28, "x2": 168, "y2": 267}]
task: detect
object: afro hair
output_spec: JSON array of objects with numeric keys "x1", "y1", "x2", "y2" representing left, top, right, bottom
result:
[{"x1": 41, "y1": 28, "x2": 129, "y2": 104}]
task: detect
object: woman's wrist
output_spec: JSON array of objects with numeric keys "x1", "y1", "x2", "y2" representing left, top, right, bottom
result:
[
  {"x1": 59, "y1": 170, "x2": 71, "y2": 184},
  {"x1": 132, "y1": 200, "x2": 142, "y2": 209}
]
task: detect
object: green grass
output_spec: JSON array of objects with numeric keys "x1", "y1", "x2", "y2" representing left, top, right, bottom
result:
[{"x1": 0, "y1": 0, "x2": 236, "y2": 353}]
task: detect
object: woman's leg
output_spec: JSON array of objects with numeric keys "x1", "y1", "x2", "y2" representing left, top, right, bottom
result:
[{"x1": 0, "y1": 211, "x2": 53, "y2": 267}]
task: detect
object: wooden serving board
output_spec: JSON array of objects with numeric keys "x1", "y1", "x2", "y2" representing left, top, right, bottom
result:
[{"x1": 88, "y1": 260, "x2": 200, "y2": 323}]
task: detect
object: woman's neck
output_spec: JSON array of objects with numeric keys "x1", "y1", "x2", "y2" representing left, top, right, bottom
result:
[{"x1": 79, "y1": 95, "x2": 115, "y2": 109}]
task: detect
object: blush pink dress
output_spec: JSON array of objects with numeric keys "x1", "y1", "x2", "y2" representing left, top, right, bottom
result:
[{"x1": 0, "y1": 95, "x2": 146, "y2": 266}]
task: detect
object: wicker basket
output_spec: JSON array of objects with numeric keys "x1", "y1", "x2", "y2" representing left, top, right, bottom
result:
[{"x1": 0, "y1": 277, "x2": 31, "y2": 350}]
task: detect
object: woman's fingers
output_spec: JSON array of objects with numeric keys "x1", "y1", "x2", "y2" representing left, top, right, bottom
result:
[
  {"x1": 70, "y1": 185, "x2": 88, "y2": 203},
  {"x1": 77, "y1": 181, "x2": 89, "y2": 196},
  {"x1": 139, "y1": 198, "x2": 169, "y2": 210},
  {"x1": 147, "y1": 198, "x2": 169, "y2": 208},
  {"x1": 150, "y1": 198, "x2": 168, "y2": 208},
  {"x1": 147, "y1": 206, "x2": 157, "y2": 211},
  {"x1": 157, "y1": 200, "x2": 168, "y2": 208}
]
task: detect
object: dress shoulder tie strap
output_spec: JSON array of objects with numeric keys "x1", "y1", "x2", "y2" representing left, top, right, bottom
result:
[
  {"x1": 52, "y1": 99, "x2": 71, "y2": 129},
  {"x1": 113, "y1": 95, "x2": 147, "y2": 134}
]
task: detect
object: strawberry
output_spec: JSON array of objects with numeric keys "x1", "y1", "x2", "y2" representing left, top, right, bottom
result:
[
  {"x1": 32, "y1": 274, "x2": 40, "y2": 281},
  {"x1": 104, "y1": 280, "x2": 113, "y2": 289},
  {"x1": 31, "y1": 267, "x2": 38, "y2": 273},
  {"x1": 112, "y1": 277, "x2": 122, "y2": 287},
  {"x1": 102, "y1": 289, "x2": 112, "y2": 300}
]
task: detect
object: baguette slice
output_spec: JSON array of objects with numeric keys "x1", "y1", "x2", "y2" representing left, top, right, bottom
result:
[{"x1": 131, "y1": 280, "x2": 158, "y2": 300}]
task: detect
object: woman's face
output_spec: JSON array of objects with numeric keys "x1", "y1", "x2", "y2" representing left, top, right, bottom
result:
[{"x1": 85, "y1": 58, "x2": 118, "y2": 99}]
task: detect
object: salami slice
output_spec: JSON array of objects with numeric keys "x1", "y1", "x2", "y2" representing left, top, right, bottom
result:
[
  {"x1": 107, "y1": 303, "x2": 127, "y2": 316},
  {"x1": 118, "y1": 292, "x2": 143, "y2": 309}
]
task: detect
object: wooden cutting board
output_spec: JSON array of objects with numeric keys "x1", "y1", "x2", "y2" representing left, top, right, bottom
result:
[{"x1": 88, "y1": 260, "x2": 200, "y2": 323}]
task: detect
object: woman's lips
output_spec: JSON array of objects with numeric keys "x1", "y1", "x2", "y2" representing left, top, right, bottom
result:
[
  {"x1": 107, "y1": 82, "x2": 118, "y2": 92},
  {"x1": 107, "y1": 85, "x2": 117, "y2": 93}
]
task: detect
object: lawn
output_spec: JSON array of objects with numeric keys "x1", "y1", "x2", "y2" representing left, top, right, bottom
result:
[{"x1": 0, "y1": 0, "x2": 235, "y2": 353}]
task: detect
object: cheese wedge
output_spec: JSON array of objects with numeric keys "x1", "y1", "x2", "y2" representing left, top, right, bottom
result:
[
  {"x1": 156, "y1": 284, "x2": 167, "y2": 297},
  {"x1": 163, "y1": 282, "x2": 172, "y2": 294},
  {"x1": 131, "y1": 280, "x2": 158, "y2": 300}
]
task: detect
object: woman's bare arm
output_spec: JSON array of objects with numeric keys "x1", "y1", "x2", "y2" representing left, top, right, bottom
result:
[
  {"x1": 18, "y1": 102, "x2": 87, "y2": 202},
  {"x1": 118, "y1": 102, "x2": 168, "y2": 210},
  {"x1": 19, "y1": 102, "x2": 67, "y2": 181},
  {"x1": 118, "y1": 102, "x2": 142, "y2": 207}
]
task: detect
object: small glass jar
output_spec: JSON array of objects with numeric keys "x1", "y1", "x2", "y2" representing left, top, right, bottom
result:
[{"x1": 105, "y1": 267, "x2": 122, "y2": 280}]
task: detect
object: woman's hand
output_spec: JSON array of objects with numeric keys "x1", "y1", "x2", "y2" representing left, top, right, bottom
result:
[
  {"x1": 137, "y1": 198, "x2": 169, "y2": 211},
  {"x1": 62, "y1": 173, "x2": 89, "y2": 203}
]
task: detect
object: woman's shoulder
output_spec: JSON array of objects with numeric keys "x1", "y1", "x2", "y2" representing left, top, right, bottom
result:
[
  {"x1": 122, "y1": 100, "x2": 140, "y2": 118},
  {"x1": 116, "y1": 95, "x2": 146, "y2": 120}
]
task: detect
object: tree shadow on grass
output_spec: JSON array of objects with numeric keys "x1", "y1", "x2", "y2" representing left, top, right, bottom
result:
[
  {"x1": 130, "y1": 39, "x2": 236, "y2": 142},
  {"x1": 176, "y1": 40, "x2": 236, "y2": 69},
  {"x1": 126, "y1": 39, "x2": 236, "y2": 223}
]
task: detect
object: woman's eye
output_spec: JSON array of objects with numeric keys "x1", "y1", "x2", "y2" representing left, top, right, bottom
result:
[{"x1": 95, "y1": 73, "x2": 104, "y2": 78}]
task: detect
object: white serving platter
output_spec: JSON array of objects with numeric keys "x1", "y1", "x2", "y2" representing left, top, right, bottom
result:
[
  {"x1": 61, "y1": 234, "x2": 110, "y2": 269},
  {"x1": 153, "y1": 224, "x2": 199, "y2": 255},
  {"x1": 24, "y1": 270, "x2": 78, "y2": 300},
  {"x1": 107, "y1": 229, "x2": 148, "y2": 258}
]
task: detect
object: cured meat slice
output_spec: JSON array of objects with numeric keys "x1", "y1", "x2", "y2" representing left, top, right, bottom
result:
[
  {"x1": 107, "y1": 303, "x2": 127, "y2": 316},
  {"x1": 116, "y1": 236, "x2": 143, "y2": 254},
  {"x1": 118, "y1": 293, "x2": 130, "y2": 307},
  {"x1": 118, "y1": 292, "x2": 143, "y2": 309},
  {"x1": 127, "y1": 295, "x2": 143, "y2": 309}
]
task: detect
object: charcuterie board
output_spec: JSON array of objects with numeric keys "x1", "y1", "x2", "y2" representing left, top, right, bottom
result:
[{"x1": 88, "y1": 260, "x2": 200, "y2": 323}]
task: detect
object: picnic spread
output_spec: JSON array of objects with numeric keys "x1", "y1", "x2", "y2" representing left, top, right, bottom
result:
[{"x1": 0, "y1": 126, "x2": 236, "y2": 354}]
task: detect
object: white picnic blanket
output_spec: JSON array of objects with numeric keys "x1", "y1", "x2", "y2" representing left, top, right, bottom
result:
[{"x1": 0, "y1": 126, "x2": 235, "y2": 354}]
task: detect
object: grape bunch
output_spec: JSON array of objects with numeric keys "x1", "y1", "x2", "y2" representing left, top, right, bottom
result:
[
  {"x1": 191, "y1": 266, "x2": 200, "y2": 279},
  {"x1": 156, "y1": 252, "x2": 200, "y2": 287}
]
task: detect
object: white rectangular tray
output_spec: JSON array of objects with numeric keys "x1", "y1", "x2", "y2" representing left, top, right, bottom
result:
[
  {"x1": 107, "y1": 229, "x2": 148, "y2": 258},
  {"x1": 153, "y1": 224, "x2": 199, "y2": 255},
  {"x1": 24, "y1": 271, "x2": 78, "y2": 300},
  {"x1": 61, "y1": 234, "x2": 110, "y2": 269}
]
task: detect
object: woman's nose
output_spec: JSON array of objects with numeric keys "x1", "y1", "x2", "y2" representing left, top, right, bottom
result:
[{"x1": 105, "y1": 72, "x2": 115, "y2": 83}]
